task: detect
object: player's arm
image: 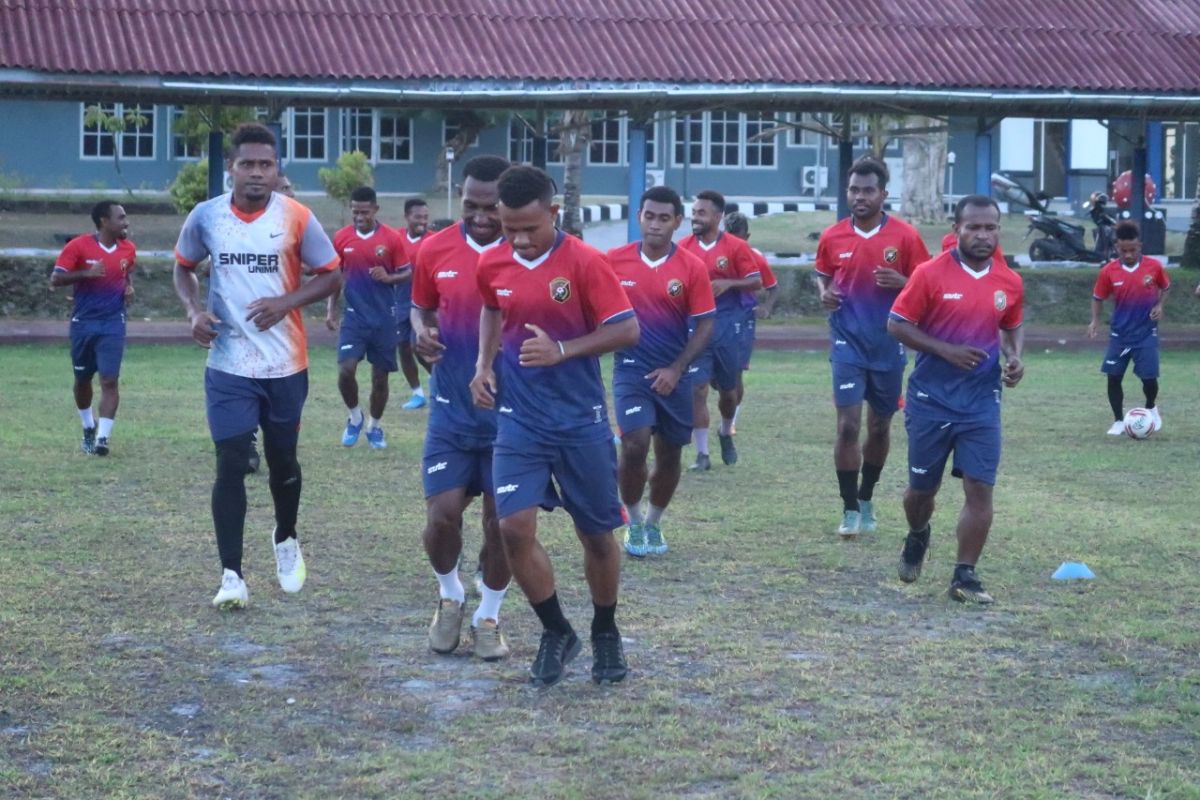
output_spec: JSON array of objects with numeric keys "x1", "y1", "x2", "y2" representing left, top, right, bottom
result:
[
  {"x1": 123, "y1": 255, "x2": 136, "y2": 304},
  {"x1": 174, "y1": 261, "x2": 219, "y2": 348},
  {"x1": 246, "y1": 268, "x2": 342, "y2": 332},
  {"x1": 324, "y1": 276, "x2": 341, "y2": 331},
  {"x1": 49, "y1": 245, "x2": 105, "y2": 287},
  {"x1": 470, "y1": 306, "x2": 502, "y2": 409},
  {"x1": 1000, "y1": 325, "x2": 1025, "y2": 387},
  {"x1": 519, "y1": 314, "x2": 640, "y2": 368},
  {"x1": 814, "y1": 271, "x2": 843, "y2": 310},
  {"x1": 888, "y1": 315, "x2": 987, "y2": 372},
  {"x1": 1087, "y1": 296, "x2": 1105, "y2": 338},
  {"x1": 411, "y1": 306, "x2": 446, "y2": 364},
  {"x1": 1150, "y1": 282, "x2": 1169, "y2": 321},
  {"x1": 758, "y1": 285, "x2": 780, "y2": 318},
  {"x1": 368, "y1": 264, "x2": 412, "y2": 286}
]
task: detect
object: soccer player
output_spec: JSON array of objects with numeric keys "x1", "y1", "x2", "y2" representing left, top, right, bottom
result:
[
  {"x1": 678, "y1": 190, "x2": 762, "y2": 470},
  {"x1": 887, "y1": 195, "x2": 1024, "y2": 604},
  {"x1": 814, "y1": 158, "x2": 930, "y2": 538},
  {"x1": 722, "y1": 211, "x2": 779, "y2": 433},
  {"x1": 608, "y1": 186, "x2": 715, "y2": 558},
  {"x1": 396, "y1": 197, "x2": 432, "y2": 410},
  {"x1": 325, "y1": 187, "x2": 409, "y2": 449},
  {"x1": 1087, "y1": 221, "x2": 1169, "y2": 435},
  {"x1": 410, "y1": 154, "x2": 514, "y2": 661},
  {"x1": 470, "y1": 165, "x2": 640, "y2": 687},
  {"x1": 50, "y1": 201, "x2": 136, "y2": 456},
  {"x1": 173, "y1": 123, "x2": 341, "y2": 609}
]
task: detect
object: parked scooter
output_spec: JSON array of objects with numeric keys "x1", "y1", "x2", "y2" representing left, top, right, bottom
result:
[{"x1": 990, "y1": 173, "x2": 1115, "y2": 263}]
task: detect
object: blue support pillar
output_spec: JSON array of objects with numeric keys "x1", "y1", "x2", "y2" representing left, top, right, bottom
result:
[
  {"x1": 1146, "y1": 121, "x2": 1164, "y2": 196},
  {"x1": 207, "y1": 129, "x2": 224, "y2": 199},
  {"x1": 626, "y1": 121, "x2": 648, "y2": 244},
  {"x1": 1130, "y1": 139, "x2": 1148, "y2": 226},
  {"x1": 836, "y1": 138, "x2": 853, "y2": 220},
  {"x1": 975, "y1": 131, "x2": 993, "y2": 196}
]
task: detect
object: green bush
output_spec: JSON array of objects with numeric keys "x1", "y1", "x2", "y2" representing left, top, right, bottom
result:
[
  {"x1": 318, "y1": 151, "x2": 373, "y2": 206},
  {"x1": 168, "y1": 159, "x2": 210, "y2": 214}
]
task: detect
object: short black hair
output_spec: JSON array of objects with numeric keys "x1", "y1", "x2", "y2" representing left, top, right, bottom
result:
[
  {"x1": 350, "y1": 186, "x2": 377, "y2": 204},
  {"x1": 229, "y1": 122, "x2": 277, "y2": 156},
  {"x1": 640, "y1": 185, "x2": 683, "y2": 216},
  {"x1": 404, "y1": 197, "x2": 428, "y2": 215},
  {"x1": 695, "y1": 189, "x2": 725, "y2": 213},
  {"x1": 428, "y1": 218, "x2": 455, "y2": 232},
  {"x1": 953, "y1": 194, "x2": 1000, "y2": 223},
  {"x1": 849, "y1": 156, "x2": 889, "y2": 190},
  {"x1": 498, "y1": 165, "x2": 556, "y2": 208},
  {"x1": 462, "y1": 155, "x2": 512, "y2": 184},
  {"x1": 1115, "y1": 220, "x2": 1141, "y2": 241},
  {"x1": 91, "y1": 200, "x2": 120, "y2": 228},
  {"x1": 724, "y1": 211, "x2": 750, "y2": 237}
]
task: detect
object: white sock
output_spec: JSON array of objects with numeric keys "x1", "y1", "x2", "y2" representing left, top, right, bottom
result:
[
  {"x1": 79, "y1": 408, "x2": 95, "y2": 429},
  {"x1": 732, "y1": 403, "x2": 743, "y2": 425},
  {"x1": 646, "y1": 504, "x2": 665, "y2": 526},
  {"x1": 367, "y1": 416, "x2": 381, "y2": 431},
  {"x1": 693, "y1": 429, "x2": 709, "y2": 455},
  {"x1": 625, "y1": 503, "x2": 645, "y2": 524},
  {"x1": 435, "y1": 567, "x2": 465, "y2": 604},
  {"x1": 473, "y1": 584, "x2": 508, "y2": 626},
  {"x1": 719, "y1": 417, "x2": 734, "y2": 436},
  {"x1": 412, "y1": 386, "x2": 425, "y2": 398},
  {"x1": 347, "y1": 406, "x2": 363, "y2": 426},
  {"x1": 97, "y1": 417, "x2": 114, "y2": 439}
]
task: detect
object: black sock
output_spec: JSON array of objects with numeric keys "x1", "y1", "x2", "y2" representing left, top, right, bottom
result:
[
  {"x1": 531, "y1": 592, "x2": 573, "y2": 636},
  {"x1": 591, "y1": 602, "x2": 618, "y2": 638},
  {"x1": 213, "y1": 434, "x2": 252, "y2": 576},
  {"x1": 1107, "y1": 375, "x2": 1124, "y2": 421},
  {"x1": 909, "y1": 524, "x2": 931, "y2": 541},
  {"x1": 836, "y1": 470, "x2": 859, "y2": 512},
  {"x1": 1142, "y1": 378, "x2": 1158, "y2": 409},
  {"x1": 263, "y1": 432, "x2": 302, "y2": 543},
  {"x1": 954, "y1": 562, "x2": 976, "y2": 581},
  {"x1": 858, "y1": 462, "x2": 883, "y2": 502}
]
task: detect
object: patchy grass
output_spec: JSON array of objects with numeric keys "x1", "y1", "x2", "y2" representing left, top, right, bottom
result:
[{"x1": 2, "y1": 344, "x2": 1199, "y2": 798}]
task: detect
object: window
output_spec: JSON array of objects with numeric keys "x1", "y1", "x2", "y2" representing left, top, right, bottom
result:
[
  {"x1": 1033, "y1": 119, "x2": 1068, "y2": 198},
  {"x1": 335, "y1": 108, "x2": 412, "y2": 163},
  {"x1": 673, "y1": 114, "x2": 705, "y2": 167},
  {"x1": 589, "y1": 117, "x2": 622, "y2": 165},
  {"x1": 169, "y1": 107, "x2": 202, "y2": 159},
  {"x1": 507, "y1": 114, "x2": 563, "y2": 165},
  {"x1": 1163, "y1": 121, "x2": 1198, "y2": 200},
  {"x1": 626, "y1": 119, "x2": 658, "y2": 167},
  {"x1": 671, "y1": 112, "x2": 778, "y2": 169},
  {"x1": 81, "y1": 102, "x2": 156, "y2": 160},
  {"x1": 341, "y1": 108, "x2": 373, "y2": 156},
  {"x1": 830, "y1": 113, "x2": 870, "y2": 149},
  {"x1": 789, "y1": 112, "x2": 826, "y2": 147},
  {"x1": 290, "y1": 107, "x2": 326, "y2": 161},
  {"x1": 743, "y1": 112, "x2": 776, "y2": 168},
  {"x1": 255, "y1": 107, "x2": 287, "y2": 160},
  {"x1": 378, "y1": 111, "x2": 412, "y2": 163},
  {"x1": 708, "y1": 111, "x2": 740, "y2": 167}
]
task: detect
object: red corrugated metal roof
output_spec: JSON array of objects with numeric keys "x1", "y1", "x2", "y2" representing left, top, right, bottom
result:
[{"x1": 1, "y1": 0, "x2": 1199, "y2": 92}]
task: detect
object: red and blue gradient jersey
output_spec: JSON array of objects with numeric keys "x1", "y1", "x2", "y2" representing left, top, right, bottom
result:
[
  {"x1": 607, "y1": 242, "x2": 715, "y2": 374},
  {"x1": 411, "y1": 223, "x2": 503, "y2": 440},
  {"x1": 679, "y1": 232, "x2": 760, "y2": 317},
  {"x1": 54, "y1": 234, "x2": 136, "y2": 323},
  {"x1": 476, "y1": 231, "x2": 634, "y2": 444},
  {"x1": 395, "y1": 230, "x2": 424, "y2": 312},
  {"x1": 333, "y1": 223, "x2": 408, "y2": 328},
  {"x1": 1093, "y1": 256, "x2": 1169, "y2": 347},
  {"x1": 890, "y1": 250, "x2": 1024, "y2": 422},
  {"x1": 815, "y1": 214, "x2": 930, "y2": 370},
  {"x1": 740, "y1": 247, "x2": 777, "y2": 310}
]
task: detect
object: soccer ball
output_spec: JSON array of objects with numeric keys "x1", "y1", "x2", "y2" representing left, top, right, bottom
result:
[{"x1": 1123, "y1": 408, "x2": 1155, "y2": 440}]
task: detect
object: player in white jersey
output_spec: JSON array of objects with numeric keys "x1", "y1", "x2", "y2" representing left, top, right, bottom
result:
[{"x1": 173, "y1": 123, "x2": 341, "y2": 610}]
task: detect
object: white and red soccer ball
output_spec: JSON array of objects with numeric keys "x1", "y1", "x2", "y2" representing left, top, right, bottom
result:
[{"x1": 1123, "y1": 407, "x2": 1155, "y2": 440}]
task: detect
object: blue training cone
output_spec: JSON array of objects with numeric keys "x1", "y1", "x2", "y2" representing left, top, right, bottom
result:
[{"x1": 1052, "y1": 561, "x2": 1095, "y2": 581}]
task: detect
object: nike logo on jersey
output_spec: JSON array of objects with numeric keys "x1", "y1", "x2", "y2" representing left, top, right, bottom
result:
[
  {"x1": 624, "y1": 406, "x2": 642, "y2": 415},
  {"x1": 426, "y1": 461, "x2": 448, "y2": 474},
  {"x1": 496, "y1": 483, "x2": 519, "y2": 494},
  {"x1": 942, "y1": 293, "x2": 963, "y2": 300},
  {"x1": 436, "y1": 270, "x2": 458, "y2": 279},
  {"x1": 270, "y1": 232, "x2": 284, "y2": 238}
]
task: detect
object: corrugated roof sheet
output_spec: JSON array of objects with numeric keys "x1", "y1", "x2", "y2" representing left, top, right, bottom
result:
[{"x1": 1, "y1": 0, "x2": 1199, "y2": 92}]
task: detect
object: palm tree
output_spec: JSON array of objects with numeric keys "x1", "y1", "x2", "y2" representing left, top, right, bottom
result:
[{"x1": 556, "y1": 110, "x2": 593, "y2": 237}]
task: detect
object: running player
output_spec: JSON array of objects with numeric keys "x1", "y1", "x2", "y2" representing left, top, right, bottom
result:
[
  {"x1": 397, "y1": 197, "x2": 431, "y2": 410},
  {"x1": 471, "y1": 165, "x2": 639, "y2": 687},
  {"x1": 888, "y1": 195, "x2": 1024, "y2": 604},
  {"x1": 609, "y1": 186, "x2": 715, "y2": 558},
  {"x1": 173, "y1": 123, "x2": 341, "y2": 609},
  {"x1": 325, "y1": 187, "x2": 409, "y2": 449},
  {"x1": 411, "y1": 155, "x2": 513, "y2": 661},
  {"x1": 722, "y1": 211, "x2": 779, "y2": 434},
  {"x1": 51, "y1": 201, "x2": 136, "y2": 456},
  {"x1": 678, "y1": 190, "x2": 762, "y2": 469},
  {"x1": 814, "y1": 157, "x2": 930, "y2": 538},
  {"x1": 1087, "y1": 221, "x2": 1169, "y2": 434}
]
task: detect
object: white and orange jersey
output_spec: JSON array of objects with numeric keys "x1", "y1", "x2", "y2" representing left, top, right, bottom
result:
[{"x1": 175, "y1": 192, "x2": 338, "y2": 379}]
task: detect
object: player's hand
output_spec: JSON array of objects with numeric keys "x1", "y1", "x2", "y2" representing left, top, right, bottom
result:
[
  {"x1": 414, "y1": 326, "x2": 446, "y2": 364},
  {"x1": 85, "y1": 259, "x2": 106, "y2": 278},
  {"x1": 755, "y1": 306, "x2": 772, "y2": 320},
  {"x1": 519, "y1": 323, "x2": 564, "y2": 367},
  {"x1": 820, "y1": 285, "x2": 843, "y2": 310},
  {"x1": 470, "y1": 367, "x2": 497, "y2": 409},
  {"x1": 1149, "y1": 304, "x2": 1164, "y2": 321},
  {"x1": 188, "y1": 310, "x2": 220, "y2": 348},
  {"x1": 368, "y1": 266, "x2": 389, "y2": 283},
  {"x1": 123, "y1": 283, "x2": 135, "y2": 305},
  {"x1": 324, "y1": 313, "x2": 338, "y2": 332},
  {"x1": 711, "y1": 279, "x2": 734, "y2": 297},
  {"x1": 939, "y1": 343, "x2": 989, "y2": 371},
  {"x1": 1002, "y1": 356, "x2": 1024, "y2": 387},
  {"x1": 873, "y1": 267, "x2": 906, "y2": 290},
  {"x1": 646, "y1": 364, "x2": 683, "y2": 396},
  {"x1": 1087, "y1": 320, "x2": 1098, "y2": 339},
  {"x1": 246, "y1": 296, "x2": 292, "y2": 331}
]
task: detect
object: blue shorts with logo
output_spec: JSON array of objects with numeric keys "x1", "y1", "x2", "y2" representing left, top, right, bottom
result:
[
  {"x1": 338, "y1": 316, "x2": 399, "y2": 372},
  {"x1": 422, "y1": 426, "x2": 494, "y2": 499},
  {"x1": 690, "y1": 316, "x2": 742, "y2": 392},
  {"x1": 205, "y1": 368, "x2": 308, "y2": 446},
  {"x1": 492, "y1": 421, "x2": 623, "y2": 535},
  {"x1": 831, "y1": 361, "x2": 904, "y2": 416},
  {"x1": 740, "y1": 311, "x2": 757, "y2": 370},
  {"x1": 1101, "y1": 338, "x2": 1159, "y2": 380},
  {"x1": 905, "y1": 413, "x2": 1002, "y2": 491},
  {"x1": 613, "y1": 370, "x2": 693, "y2": 447},
  {"x1": 70, "y1": 319, "x2": 126, "y2": 380}
]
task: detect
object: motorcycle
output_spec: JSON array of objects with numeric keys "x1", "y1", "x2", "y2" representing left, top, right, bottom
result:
[{"x1": 990, "y1": 173, "x2": 1115, "y2": 263}]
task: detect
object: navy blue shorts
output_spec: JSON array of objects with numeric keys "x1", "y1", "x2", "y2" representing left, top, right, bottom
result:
[
  {"x1": 205, "y1": 368, "x2": 308, "y2": 444},
  {"x1": 740, "y1": 311, "x2": 757, "y2": 370},
  {"x1": 338, "y1": 318, "x2": 398, "y2": 372},
  {"x1": 905, "y1": 414, "x2": 1001, "y2": 490},
  {"x1": 690, "y1": 317, "x2": 742, "y2": 392},
  {"x1": 422, "y1": 426, "x2": 494, "y2": 499},
  {"x1": 492, "y1": 423, "x2": 623, "y2": 535},
  {"x1": 70, "y1": 320, "x2": 125, "y2": 381},
  {"x1": 831, "y1": 361, "x2": 904, "y2": 416},
  {"x1": 1101, "y1": 339, "x2": 1159, "y2": 380},
  {"x1": 613, "y1": 370, "x2": 693, "y2": 447}
]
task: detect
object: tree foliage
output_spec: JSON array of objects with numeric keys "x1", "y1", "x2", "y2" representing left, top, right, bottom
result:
[
  {"x1": 319, "y1": 151, "x2": 374, "y2": 206},
  {"x1": 171, "y1": 106, "x2": 260, "y2": 159},
  {"x1": 83, "y1": 104, "x2": 150, "y2": 194},
  {"x1": 168, "y1": 159, "x2": 210, "y2": 214}
]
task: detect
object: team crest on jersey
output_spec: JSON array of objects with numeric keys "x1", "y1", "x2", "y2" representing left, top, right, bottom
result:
[
  {"x1": 883, "y1": 247, "x2": 899, "y2": 264},
  {"x1": 716, "y1": 256, "x2": 730, "y2": 271},
  {"x1": 119, "y1": 258, "x2": 131, "y2": 274},
  {"x1": 667, "y1": 279, "x2": 684, "y2": 297},
  {"x1": 550, "y1": 277, "x2": 571, "y2": 303},
  {"x1": 994, "y1": 290, "x2": 1007, "y2": 311},
  {"x1": 1143, "y1": 275, "x2": 1155, "y2": 286},
  {"x1": 375, "y1": 245, "x2": 388, "y2": 259}
]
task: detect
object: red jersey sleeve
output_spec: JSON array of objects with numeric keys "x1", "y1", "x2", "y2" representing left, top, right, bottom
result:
[
  {"x1": 686, "y1": 255, "x2": 717, "y2": 317},
  {"x1": 55, "y1": 237, "x2": 84, "y2": 271},
  {"x1": 1000, "y1": 279, "x2": 1024, "y2": 330},
  {"x1": 890, "y1": 263, "x2": 932, "y2": 324},
  {"x1": 391, "y1": 229, "x2": 410, "y2": 270},
  {"x1": 1152, "y1": 259, "x2": 1170, "y2": 290},
  {"x1": 580, "y1": 250, "x2": 634, "y2": 326},
  {"x1": 757, "y1": 256, "x2": 778, "y2": 290},
  {"x1": 731, "y1": 237, "x2": 759, "y2": 279},
  {"x1": 410, "y1": 238, "x2": 438, "y2": 311},
  {"x1": 814, "y1": 232, "x2": 835, "y2": 277},
  {"x1": 904, "y1": 230, "x2": 932, "y2": 277},
  {"x1": 1093, "y1": 265, "x2": 1113, "y2": 300}
]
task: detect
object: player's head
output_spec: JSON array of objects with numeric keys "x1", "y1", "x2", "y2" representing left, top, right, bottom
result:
[
  {"x1": 349, "y1": 186, "x2": 378, "y2": 234},
  {"x1": 1115, "y1": 220, "x2": 1142, "y2": 265},
  {"x1": 91, "y1": 200, "x2": 129, "y2": 240},
  {"x1": 460, "y1": 155, "x2": 510, "y2": 245},
  {"x1": 847, "y1": 157, "x2": 889, "y2": 223},
  {"x1": 497, "y1": 164, "x2": 559, "y2": 261},
  {"x1": 639, "y1": 185, "x2": 684, "y2": 251},
  {"x1": 953, "y1": 195, "x2": 1001, "y2": 263},
  {"x1": 724, "y1": 211, "x2": 750, "y2": 241},
  {"x1": 404, "y1": 198, "x2": 429, "y2": 237},
  {"x1": 691, "y1": 189, "x2": 725, "y2": 237},
  {"x1": 227, "y1": 123, "x2": 279, "y2": 204},
  {"x1": 275, "y1": 172, "x2": 295, "y2": 198}
]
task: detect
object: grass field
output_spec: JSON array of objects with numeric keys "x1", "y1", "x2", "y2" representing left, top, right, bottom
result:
[{"x1": 2, "y1": 344, "x2": 1199, "y2": 799}]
